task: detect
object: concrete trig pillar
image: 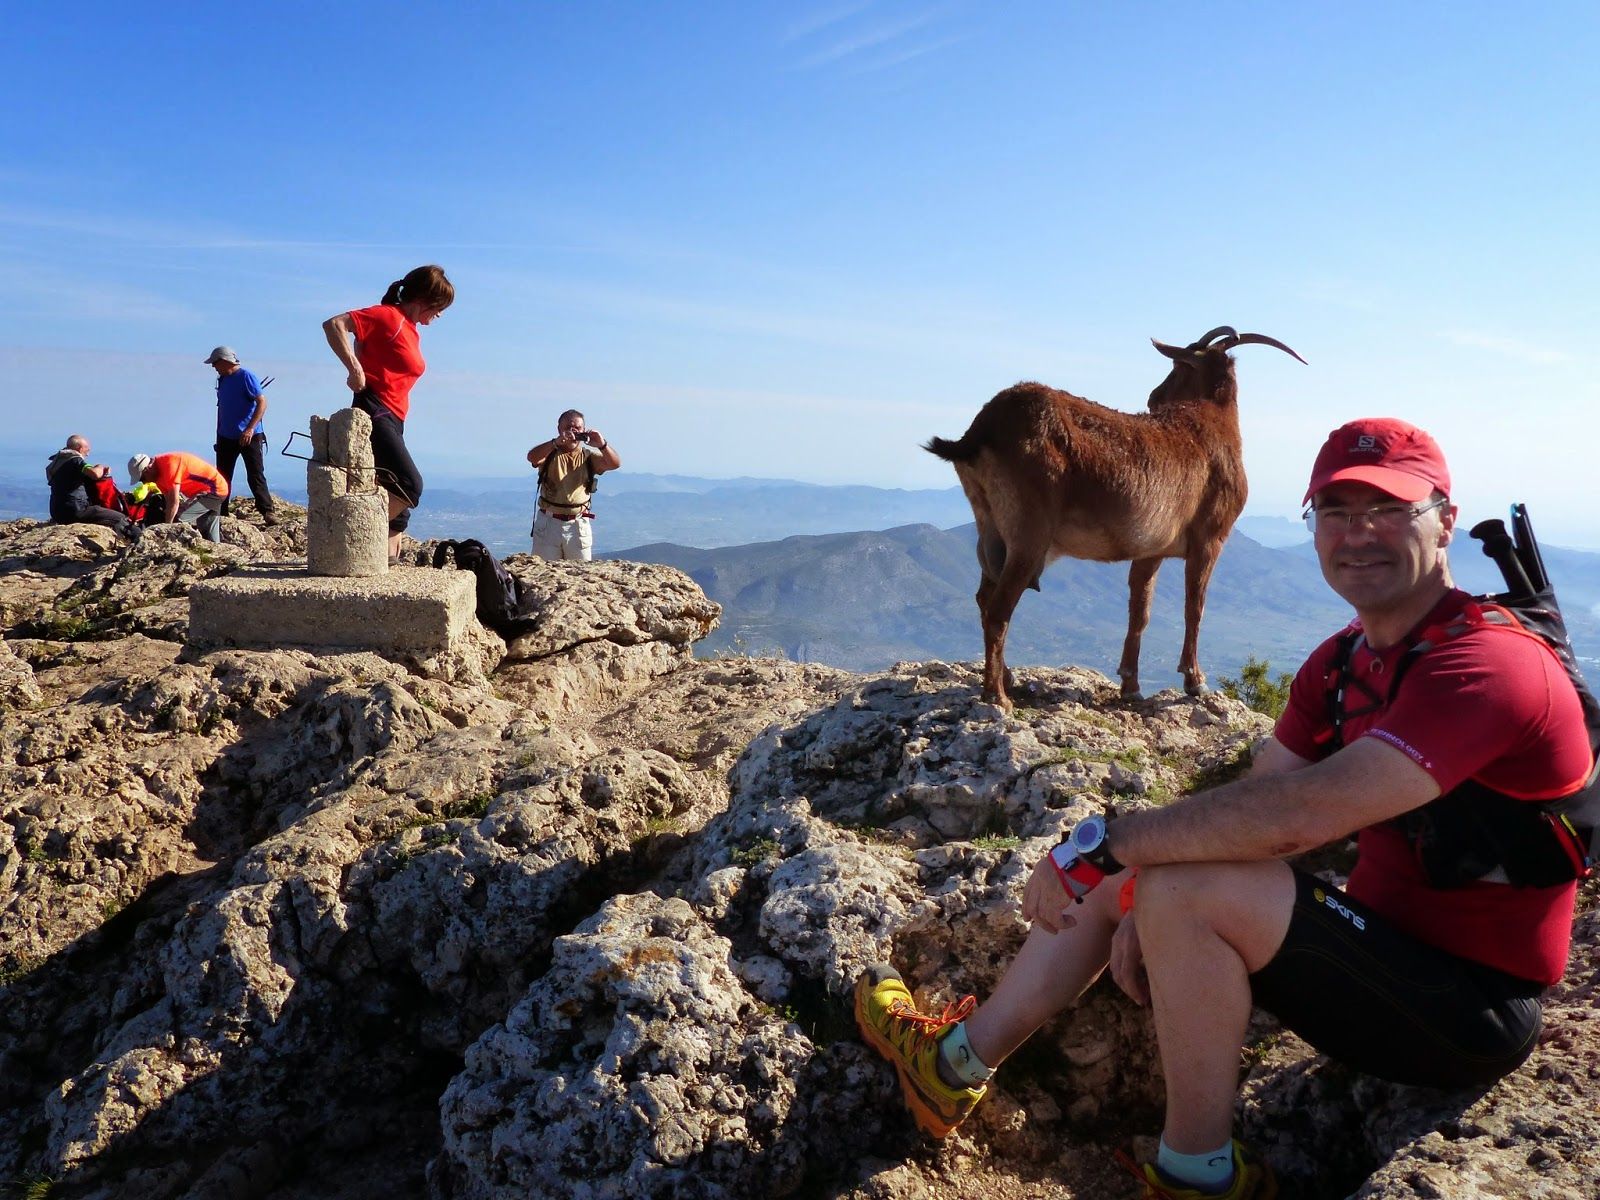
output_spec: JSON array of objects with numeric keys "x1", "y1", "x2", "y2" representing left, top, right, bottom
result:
[{"x1": 306, "y1": 408, "x2": 389, "y2": 577}]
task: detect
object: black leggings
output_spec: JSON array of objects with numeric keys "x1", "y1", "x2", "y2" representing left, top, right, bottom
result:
[
  {"x1": 353, "y1": 391, "x2": 422, "y2": 533},
  {"x1": 1249, "y1": 869, "x2": 1543, "y2": 1088}
]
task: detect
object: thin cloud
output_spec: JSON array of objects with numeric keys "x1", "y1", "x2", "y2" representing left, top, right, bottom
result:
[
  {"x1": 841, "y1": 34, "x2": 963, "y2": 74},
  {"x1": 1296, "y1": 277, "x2": 1396, "y2": 316},
  {"x1": 783, "y1": 1, "x2": 877, "y2": 42},
  {"x1": 0, "y1": 205, "x2": 565, "y2": 255},
  {"x1": 786, "y1": 3, "x2": 961, "y2": 72},
  {"x1": 0, "y1": 267, "x2": 197, "y2": 324},
  {"x1": 1438, "y1": 329, "x2": 1573, "y2": 367},
  {"x1": 795, "y1": 13, "x2": 937, "y2": 68}
]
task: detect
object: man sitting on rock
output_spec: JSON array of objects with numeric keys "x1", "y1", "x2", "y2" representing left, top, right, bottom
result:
[
  {"x1": 46, "y1": 434, "x2": 135, "y2": 540},
  {"x1": 526, "y1": 409, "x2": 621, "y2": 562},
  {"x1": 857, "y1": 418, "x2": 1594, "y2": 1199},
  {"x1": 129, "y1": 451, "x2": 230, "y2": 543}
]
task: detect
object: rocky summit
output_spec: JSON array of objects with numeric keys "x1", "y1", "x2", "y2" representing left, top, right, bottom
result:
[{"x1": 1, "y1": 507, "x2": 1595, "y2": 1200}]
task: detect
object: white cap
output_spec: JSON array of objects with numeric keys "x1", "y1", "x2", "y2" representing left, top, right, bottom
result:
[
  {"x1": 128, "y1": 453, "x2": 153, "y2": 481},
  {"x1": 204, "y1": 346, "x2": 240, "y2": 365}
]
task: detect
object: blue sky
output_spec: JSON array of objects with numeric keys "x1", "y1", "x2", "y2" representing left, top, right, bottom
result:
[{"x1": 3, "y1": 2, "x2": 1597, "y2": 545}]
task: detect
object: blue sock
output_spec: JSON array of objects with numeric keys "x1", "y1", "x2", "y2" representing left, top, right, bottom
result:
[{"x1": 1156, "y1": 1137, "x2": 1235, "y2": 1193}]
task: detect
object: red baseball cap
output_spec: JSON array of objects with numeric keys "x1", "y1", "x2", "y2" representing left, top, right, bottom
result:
[{"x1": 1303, "y1": 417, "x2": 1451, "y2": 504}]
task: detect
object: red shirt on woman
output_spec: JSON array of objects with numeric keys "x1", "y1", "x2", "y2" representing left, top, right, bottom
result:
[{"x1": 349, "y1": 304, "x2": 426, "y2": 420}]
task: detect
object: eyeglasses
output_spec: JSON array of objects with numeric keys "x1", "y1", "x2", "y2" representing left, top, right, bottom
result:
[{"x1": 1303, "y1": 496, "x2": 1447, "y2": 535}]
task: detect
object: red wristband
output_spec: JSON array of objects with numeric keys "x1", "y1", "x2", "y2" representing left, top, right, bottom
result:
[{"x1": 1050, "y1": 842, "x2": 1108, "y2": 902}]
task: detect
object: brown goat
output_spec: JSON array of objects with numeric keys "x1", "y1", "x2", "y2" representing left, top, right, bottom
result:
[{"x1": 926, "y1": 327, "x2": 1306, "y2": 708}]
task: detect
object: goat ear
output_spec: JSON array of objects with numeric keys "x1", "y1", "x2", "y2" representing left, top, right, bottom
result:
[{"x1": 1151, "y1": 338, "x2": 1200, "y2": 363}]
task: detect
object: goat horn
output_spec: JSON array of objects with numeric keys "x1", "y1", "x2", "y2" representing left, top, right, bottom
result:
[
  {"x1": 1150, "y1": 338, "x2": 1204, "y2": 363},
  {"x1": 1191, "y1": 326, "x2": 1238, "y2": 349},
  {"x1": 1216, "y1": 333, "x2": 1308, "y2": 364}
]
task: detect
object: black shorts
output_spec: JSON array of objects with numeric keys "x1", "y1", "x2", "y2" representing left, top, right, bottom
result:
[{"x1": 1248, "y1": 869, "x2": 1543, "y2": 1088}]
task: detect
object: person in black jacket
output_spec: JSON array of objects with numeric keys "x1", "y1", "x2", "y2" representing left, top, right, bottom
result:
[{"x1": 45, "y1": 435, "x2": 134, "y2": 540}]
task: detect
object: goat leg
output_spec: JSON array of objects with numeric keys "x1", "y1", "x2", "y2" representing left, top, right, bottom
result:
[
  {"x1": 979, "y1": 557, "x2": 1039, "y2": 710},
  {"x1": 1178, "y1": 545, "x2": 1223, "y2": 696},
  {"x1": 1118, "y1": 557, "x2": 1162, "y2": 700}
]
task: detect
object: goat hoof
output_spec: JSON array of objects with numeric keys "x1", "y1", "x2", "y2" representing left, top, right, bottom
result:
[
  {"x1": 1120, "y1": 688, "x2": 1144, "y2": 703},
  {"x1": 1185, "y1": 684, "x2": 1210, "y2": 698}
]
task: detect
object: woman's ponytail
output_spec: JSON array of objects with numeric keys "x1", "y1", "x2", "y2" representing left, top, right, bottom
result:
[{"x1": 382, "y1": 265, "x2": 452, "y2": 311}]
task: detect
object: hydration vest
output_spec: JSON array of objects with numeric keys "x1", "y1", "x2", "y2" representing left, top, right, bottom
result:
[{"x1": 1322, "y1": 507, "x2": 1600, "y2": 889}]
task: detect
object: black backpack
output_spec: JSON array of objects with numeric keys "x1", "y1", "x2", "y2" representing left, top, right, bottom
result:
[
  {"x1": 432, "y1": 539, "x2": 538, "y2": 635},
  {"x1": 1324, "y1": 505, "x2": 1600, "y2": 887}
]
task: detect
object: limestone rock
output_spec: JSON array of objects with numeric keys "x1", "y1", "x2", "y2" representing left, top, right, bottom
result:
[
  {"x1": 18, "y1": 522, "x2": 252, "y2": 643},
  {"x1": 3, "y1": 509, "x2": 1598, "y2": 1200},
  {"x1": 0, "y1": 637, "x2": 42, "y2": 709},
  {"x1": 491, "y1": 556, "x2": 723, "y2": 719},
  {"x1": 499, "y1": 556, "x2": 721, "y2": 660},
  {"x1": 0, "y1": 518, "x2": 128, "y2": 629},
  {"x1": 435, "y1": 893, "x2": 815, "y2": 1199}
]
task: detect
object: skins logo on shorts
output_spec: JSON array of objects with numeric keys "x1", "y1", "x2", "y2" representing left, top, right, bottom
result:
[{"x1": 1312, "y1": 886, "x2": 1367, "y2": 932}]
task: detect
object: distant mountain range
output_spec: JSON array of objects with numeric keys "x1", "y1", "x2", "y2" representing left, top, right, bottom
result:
[
  {"x1": 620, "y1": 522, "x2": 1600, "y2": 682},
  {"x1": 409, "y1": 473, "x2": 981, "y2": 553},
  {"x1": 617, "y1": 523, "x2": 1346, "y2": 682},
  {"x1": 6, "y1": 470, "x2": 1596, "y2": 682},
  {"x1": 1, "y1": 472, "x2": 976, "y2": 554}
]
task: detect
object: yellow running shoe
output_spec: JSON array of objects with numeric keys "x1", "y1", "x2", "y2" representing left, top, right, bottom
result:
[
  {"x1": 1117, "y1": 1141, "x2": 1279, "y2": 1199},
  {"x1": 853, "y1": 963, "x2": 986, "y2": 1138}
]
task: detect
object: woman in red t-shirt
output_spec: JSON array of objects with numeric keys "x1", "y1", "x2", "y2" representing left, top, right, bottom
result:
[{"x1": 322, "y1": 264, "x2": 454, "y2": 560}]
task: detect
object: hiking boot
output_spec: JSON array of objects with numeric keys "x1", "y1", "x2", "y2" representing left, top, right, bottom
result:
[
  {"x1": 1118, "y1": 1141, "x2": 1278, "y2": 1199},
  {"x1": 261, "y1": 511, "x2": 281, "y2": 528},
  {"x1": 853, "y1": 964, "x2": 985, "y2": 1138}
]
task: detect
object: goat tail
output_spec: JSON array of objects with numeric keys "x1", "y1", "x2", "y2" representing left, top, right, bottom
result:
[{"x1": 923, "y1": 434, "x2": 979, "y2": 463}]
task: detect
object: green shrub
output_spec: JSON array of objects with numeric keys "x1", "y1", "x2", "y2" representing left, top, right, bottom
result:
[
  {"x1": 731, "y1": 837, "x2": 781, "y2": 867},
  {"x1": 1217, "y1": 657, "x2": 1293, "y2": 719}
]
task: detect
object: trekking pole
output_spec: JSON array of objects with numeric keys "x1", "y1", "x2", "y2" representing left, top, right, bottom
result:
[
  {"x1": 1509, "y1": 504, "x2": 1550, "y2": 593},
  {"x1": 1469, "y1": 518, "x2": 1536, "y2": 600}
]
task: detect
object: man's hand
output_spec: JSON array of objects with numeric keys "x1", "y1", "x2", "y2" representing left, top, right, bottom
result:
[
  {"x1": 346, "y1": 365, "x2": 365, "y2": 393},
  {"x1": 1109, "y1": 917, "x2": 1149, "y2": 1006},
  {"x1": 238, "y1": 432, "x2": 252, "y2": 447},
  {"x1": 1021, "y1": 853, "x2": 1081, "y2": 933}
]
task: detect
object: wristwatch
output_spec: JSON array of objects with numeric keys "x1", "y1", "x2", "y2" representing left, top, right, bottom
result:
[{"x1": 1049, "y1": 814, "x2": 1125, "y2": 902}]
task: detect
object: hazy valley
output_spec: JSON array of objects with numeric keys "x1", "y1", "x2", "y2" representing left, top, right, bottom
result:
[{"x1": 6, "y1": 472, "x2": 1596, "y2": 687}]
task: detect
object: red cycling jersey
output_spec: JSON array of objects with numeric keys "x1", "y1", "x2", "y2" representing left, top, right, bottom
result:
[{"x1": 1275, "y1": 589, "x2": 1592, "y2": 984}]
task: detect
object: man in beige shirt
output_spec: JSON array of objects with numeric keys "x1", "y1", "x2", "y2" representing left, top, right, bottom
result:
[{"x1": 526, "y1": 409, "x2": 622, "y2": 561}]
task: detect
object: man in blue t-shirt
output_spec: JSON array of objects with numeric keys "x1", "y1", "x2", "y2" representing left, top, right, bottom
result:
[{"x1": 206, "y1": 346, "x2": 279, "y2": 525}]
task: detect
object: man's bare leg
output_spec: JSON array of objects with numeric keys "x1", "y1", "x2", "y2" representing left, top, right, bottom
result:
[
  {"x1": 1134, "y1": 860, "x2": 1295, "y2": 1152},
  {"x1": 964, "y1": 870, "x2": 1129, "y2": 1067}
]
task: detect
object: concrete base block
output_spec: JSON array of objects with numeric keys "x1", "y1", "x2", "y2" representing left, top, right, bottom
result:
[
  {"x1": 307, "y1": 491, "x2": 389, "y2": 577},
  {"x1": 189, "y1": 568, "x2": 477, "y2": 656}
]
